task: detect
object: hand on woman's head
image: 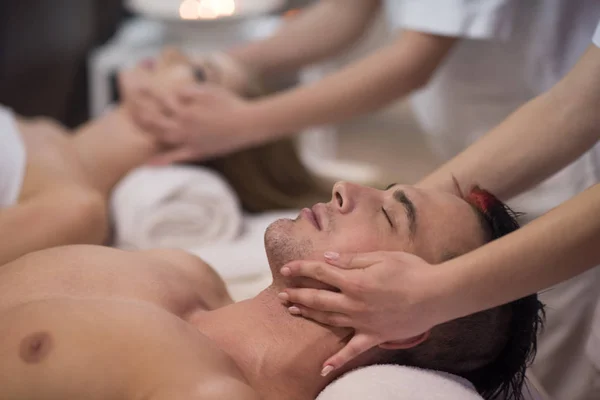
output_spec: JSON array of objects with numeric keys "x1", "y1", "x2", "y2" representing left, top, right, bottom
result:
[
  {"x1": 118, "y1": 47, "x2": 200, "y2": 135},
  {"x1": 152, "y1": 48, "x2": 254, "y2": 95}
]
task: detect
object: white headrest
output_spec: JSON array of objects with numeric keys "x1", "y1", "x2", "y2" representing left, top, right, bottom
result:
[{"x1": 316, "y1": 365, "x2": 483, "y2": 400}]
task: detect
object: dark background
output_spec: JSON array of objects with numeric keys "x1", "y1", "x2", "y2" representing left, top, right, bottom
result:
[{"x1": 0, "y1": 0, "x2": 312, "y2": 127}]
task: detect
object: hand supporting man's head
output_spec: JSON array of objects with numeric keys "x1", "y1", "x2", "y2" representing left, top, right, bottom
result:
[
  {"x1": 264, "y1": 181, "x2": 488, "y2": 281},
  {"x1": 263, "y1": 181, "x2": 544, "y2": 400}
]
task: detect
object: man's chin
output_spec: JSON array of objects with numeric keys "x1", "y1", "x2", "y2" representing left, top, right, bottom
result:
[
  {"x1": 264, "y1": 218, "x2": 294, "y2": 245},
  {"x1": 264, "y1": 219, "x2": 313, "y2": 272}
]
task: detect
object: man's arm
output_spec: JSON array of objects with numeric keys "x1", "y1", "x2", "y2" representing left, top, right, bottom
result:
[
  {"x1": 247, "y1": 30, "x2": 457, "y2": 141},
  {"x1": 227, "y1": 0, "x2": 382, "y2": 78},
  {"x1": 418, "y1": 45, "x2": 600, "y2": 199}
]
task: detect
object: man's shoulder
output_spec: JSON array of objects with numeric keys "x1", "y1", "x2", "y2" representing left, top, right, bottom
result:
[
  {"x1": 150, "y1": 375, "x2": 261, "y2": 400},
  {"x1": 201, "y1": 378, "x2": 261, "y2": 400}
]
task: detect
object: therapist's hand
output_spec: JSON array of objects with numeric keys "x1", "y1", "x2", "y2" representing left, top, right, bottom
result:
[
  {"x1": 119, "y1": 48, "x2": 198, "y2": 134},
  {"x1": 146, "y1": 84, "x2": 258, "y2": 164},
  {"x1": 280, "y1": 251, "x2": 446, "y2": 376}
]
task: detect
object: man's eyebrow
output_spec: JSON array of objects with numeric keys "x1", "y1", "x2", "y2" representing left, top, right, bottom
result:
[{"x1": 393, "y1": 190, "x2": 417, "y2": 237}]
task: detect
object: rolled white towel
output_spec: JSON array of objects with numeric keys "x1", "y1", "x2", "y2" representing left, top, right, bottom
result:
[
  {"x1": 111, "y1": 165, "x2": 242, "y2": 250},
  {"x1": 317, "y1": 365, "x2": 483, "y2": 400}
]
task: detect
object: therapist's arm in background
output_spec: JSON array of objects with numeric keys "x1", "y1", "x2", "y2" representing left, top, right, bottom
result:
[
  {"x1": 137, "y1": 28, "x2": 457, "y2": 163},
  {"x1": 418, "y1": 45, "x2": 600, "y2": 198},
  {"x1": 137, "y1": 0, "x2": 383, "y2": 98},
  {"x1": 223, "y1": 0, "x2": 384, "y2": 92}
]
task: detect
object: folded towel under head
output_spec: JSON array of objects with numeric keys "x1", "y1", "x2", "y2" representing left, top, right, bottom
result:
[
  {"x1": 317, "y1": 365, "x2": 484, "y2": 400},
  {"x1": 111, "y1": 165, "x2": 242, "y2": 250}
]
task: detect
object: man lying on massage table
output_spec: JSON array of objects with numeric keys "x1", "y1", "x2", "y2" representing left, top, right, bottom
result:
[{"x1": 0, "y1": 181, "x2": 543, "y2": 400}]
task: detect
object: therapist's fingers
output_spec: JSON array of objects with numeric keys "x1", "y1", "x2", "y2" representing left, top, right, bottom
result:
[
  {"x1": 281, "y1": 260, "x2": 351, "y2": 290},
  {"x1": 176, "y1": 83, "x2": 224, "y2": 103},
  {"x1": 176, "y1": 85, "x2": 207, "y2": 101},
  {"x1": 131, "y1": 98, "x2": 164, "y2": 129},
  {"x1": 288, "y1": 305, "x2": 352, "y2": 328},
  {"x1": 135, "y1": 107, "x2": 178, "y2": 137},
  {"x1": 148, "y1": 147, "x2": 199, "y2": 166},
  {"x1": 135, "y1": 102, "x2": 179, "y2": 135},
  {"x1": 322, "y1": 251, "x2": 387, "y2": 270},
  {"x1": 280, "y1": 288, "x2": 350, "y2": 314},
  {"x1": 321, "y1": 333, "x2": 380, "y2": 376},
  {"x1": 160, "y1": 94, "x2": 185, "y2": 116}
]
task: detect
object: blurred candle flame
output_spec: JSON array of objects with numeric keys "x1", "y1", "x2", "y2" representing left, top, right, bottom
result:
[{"x1": 179, "y1": 0, "x2": 236, "y2": 20}]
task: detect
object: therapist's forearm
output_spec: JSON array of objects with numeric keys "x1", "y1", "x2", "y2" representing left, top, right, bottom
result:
[
  {"x1": 437, "y1": 183, "x2": 600, "y2": 321},
  {"x1": 418, "y1": 46, "x2": 600, "y2": 198},
  {"x1": 246, "y1": 31, "x2": 457, "y2": 139},
  {"x1": 228, "y1": 0, "x2": 381, "y2": 77}
]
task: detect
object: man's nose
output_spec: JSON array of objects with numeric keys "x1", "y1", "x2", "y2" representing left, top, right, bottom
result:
[{"x1": 332, "y1": 181, "x2": 365, "y2": 214}]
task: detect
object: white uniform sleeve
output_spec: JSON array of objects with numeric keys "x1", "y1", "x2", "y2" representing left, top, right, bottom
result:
[
  {"x1": 384, "y1": 0, "x2": 517, "y2": 40},
  {"x1": 593, "y1": 19, "x2": 600, "y2": 47}
]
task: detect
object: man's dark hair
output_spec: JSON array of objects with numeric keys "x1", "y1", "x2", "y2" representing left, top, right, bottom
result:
[{"x1": 383, "y1": 186, "x2": 545, "y2": 400}]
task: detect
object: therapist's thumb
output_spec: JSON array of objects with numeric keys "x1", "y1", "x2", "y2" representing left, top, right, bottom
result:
[
  {"x1": 321, "y1": 333, "x2": 379, "y2": 376},
  {"x1": 323, "y1": 251, "x2": 383, "y2": 270}
]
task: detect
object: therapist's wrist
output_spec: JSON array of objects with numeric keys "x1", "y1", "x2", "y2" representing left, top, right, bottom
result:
[
  {"x1": 416, "y1": 174, "x2": 461, "y2": 194},
  {"x1": 436, "y1": 255, "x2": 490, "y2": 324},
  {"x1": 419, "y1": 259, "x2": 470, "y2": 327},
  {"x1": 240, "y1": 99, "x2": 292, "y2": 143}
]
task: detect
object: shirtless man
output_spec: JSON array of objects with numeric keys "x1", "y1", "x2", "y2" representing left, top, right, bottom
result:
[{"x1": 0, "y1": 181, "x2": 543, "y2": 400}]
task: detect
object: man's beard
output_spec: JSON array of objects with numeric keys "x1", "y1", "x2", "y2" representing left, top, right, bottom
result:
[{"x1": 264, "y1": 219, "x2": 313, "y2": 271}]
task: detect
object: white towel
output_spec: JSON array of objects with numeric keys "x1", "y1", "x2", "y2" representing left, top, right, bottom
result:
[
  {"x1": 111, "y1": 165, "x2": 242, "y2": 250},
  {"x1": 317, "y1": 365, "x2": 483, "y2": 400},
  {"x1": 0, "y1": 105, "x2": 26, "y2": 208}
]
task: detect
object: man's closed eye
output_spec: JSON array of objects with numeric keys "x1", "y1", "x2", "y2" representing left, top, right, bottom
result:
[{"x1": 382, "y1": 207, "x2": 394, "y2": 228}]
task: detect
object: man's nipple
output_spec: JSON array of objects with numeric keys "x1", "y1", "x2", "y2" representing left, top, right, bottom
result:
[{"x1": 19, "y1": 331, "x2": 53, "y2": 364}]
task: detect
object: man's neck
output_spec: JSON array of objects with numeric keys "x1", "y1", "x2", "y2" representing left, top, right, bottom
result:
[
  {"x1": 191, "y1": 285, "x2": 352, "y2": 400},
  {"x1": 71, "y1": 108, "x2": 161, "y2": 196}
]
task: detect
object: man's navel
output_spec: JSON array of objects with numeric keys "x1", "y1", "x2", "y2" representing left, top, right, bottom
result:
[{"x1": 19, "y1": 331, "x2": 53, "y2": 364}]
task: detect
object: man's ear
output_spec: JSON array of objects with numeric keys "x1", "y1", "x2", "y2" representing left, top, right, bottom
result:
[{"x1": 378, "y1": 331, "x2": 431, "y2": 350}]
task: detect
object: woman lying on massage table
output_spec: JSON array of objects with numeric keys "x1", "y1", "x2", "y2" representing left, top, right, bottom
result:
[
  {"x1": 0, "y1": 180, "x2": 542, "y2": 400},
  {"x1": 0, "y1": 50, "x2": 324, "y2": 266}
]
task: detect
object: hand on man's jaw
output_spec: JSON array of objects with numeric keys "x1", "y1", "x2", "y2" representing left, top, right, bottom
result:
[{"x1": 257, "y1": 183, "x2": 543, "y2": 400}]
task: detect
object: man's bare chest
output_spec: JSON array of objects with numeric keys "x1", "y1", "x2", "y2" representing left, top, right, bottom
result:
[{"x1": 0, "y1": 247, "x2": 206, "y2": 316}]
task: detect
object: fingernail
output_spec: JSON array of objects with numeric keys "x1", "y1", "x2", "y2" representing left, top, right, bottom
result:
[
  {"x1": 280, "y1": 267, "x2": 291, "y2": 276},
  {"x1": 324, "y1": 252, "x2": 340, "y2": 260},
  {"x1": 288, "y1": 306, "x2": 301, "y2": 315},
  {"x1": 278, "y1": 292, "x2": 289, "y2": 301},
  {"x1": 321, "y1": 365, "x2": 335, "y2": 377}
]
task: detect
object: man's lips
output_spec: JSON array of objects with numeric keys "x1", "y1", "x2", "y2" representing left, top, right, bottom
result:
[
  {"x1": 301, "y1": 207, "x2": 321, "y2": 230},
  {"x1": 312, "y1": 204, "x2": 324, "y2": 230}
]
